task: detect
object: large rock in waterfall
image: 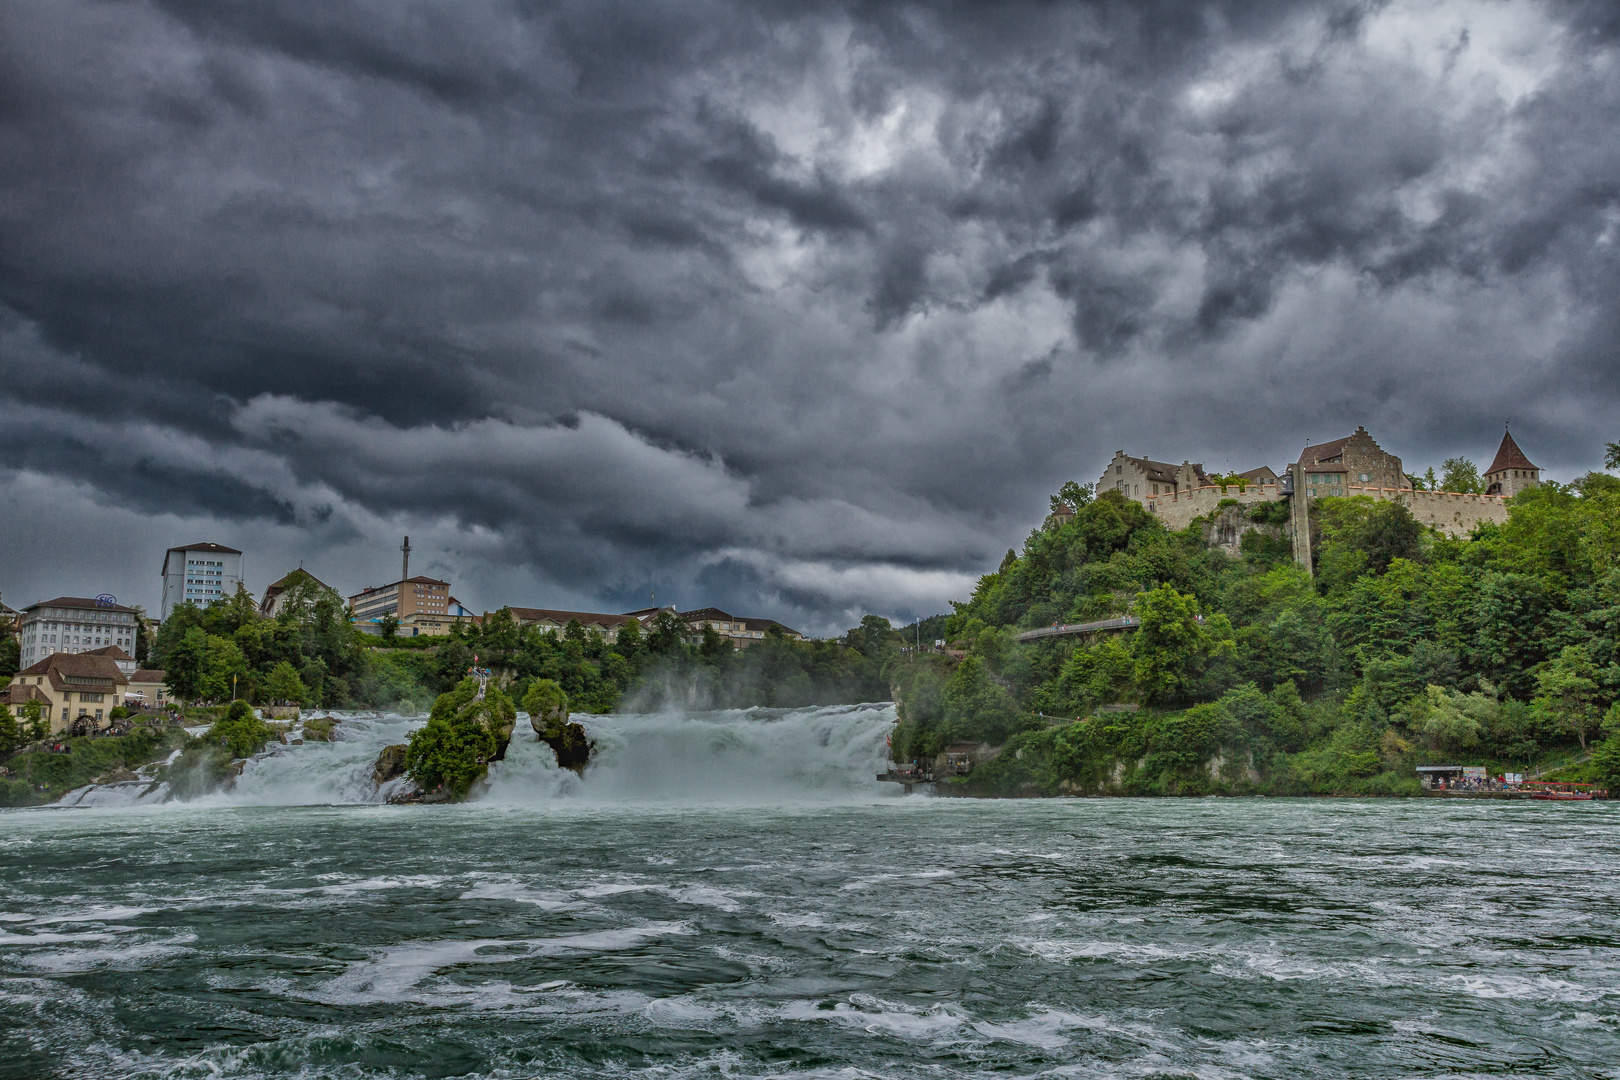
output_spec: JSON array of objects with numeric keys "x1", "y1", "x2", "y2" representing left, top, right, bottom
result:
[
  {"x1": 372, "y1": 744, "x2": 409, "y2": 787},
  {"x1": 523, "y1": 679, "x2": 592, "y2": 774},
  {"x1": 399, "y1": 677, "x2": 518, "y2": 801}
]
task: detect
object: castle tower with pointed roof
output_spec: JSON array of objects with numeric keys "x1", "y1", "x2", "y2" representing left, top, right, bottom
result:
[{"x1": 1483, "y1": 428, "x2": 1539, "y2": 497}]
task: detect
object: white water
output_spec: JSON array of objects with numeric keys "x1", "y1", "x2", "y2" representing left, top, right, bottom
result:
[{"x1": 59, "y1": 703, "x2": 898, "y2": 808}]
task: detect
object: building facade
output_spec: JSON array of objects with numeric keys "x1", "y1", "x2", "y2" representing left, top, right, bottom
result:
[
  {"x1": 1292, "y1": 427, "x2": 1412, "y2": 499},
  {"x1": 85, "y1": 644, "x2": 137, "y2": 677},
  {"x1": 127, "y1": 668, "x2": 171, "y2": 710},
  {"x1": 16, "y1": 597, "x2": 141, "y2": 670},
  {"x1": 160, "y1": 542, "x2": 244, "y2": 620},
  {"x1": 1098, "y1": 452, "x2": 1213, "y2": 502},
  {"x1": 1102, "y1": 425, "x2": 1528, "y2": 538},
  {"x1": 260, "y1": 568, "x2": 335, "y2": 618},
  {"x1": 1483, "y1": 430, "x2": 1540, "y2": 497},
  {"x1": 508, "y1": 608, "x2": 638, "y2": 642},
  {"x1": 350, "y1": 576, "x2": 474, "y2": 636},
  {"x1": 10, "y1": 652, "x2": 130, "y2": 734},
  {"x1": 680, "y1": 608, "x2": 805, "y2": 647}
]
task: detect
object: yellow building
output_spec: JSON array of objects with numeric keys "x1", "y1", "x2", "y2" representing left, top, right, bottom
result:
[{"x1": 8, "y1": 652, "x2": 130, "y2": 734}]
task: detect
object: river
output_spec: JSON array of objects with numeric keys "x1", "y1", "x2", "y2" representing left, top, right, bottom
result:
[{"x1": 3, "y1": 704, "x2": 1618, "y2": 1078}]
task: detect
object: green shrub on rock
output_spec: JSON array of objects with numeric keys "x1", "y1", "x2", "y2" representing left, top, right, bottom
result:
[
  {"x1": 522, "y1": 679, "x2": 591, "y2": 772},
  {"x1": 404, "y1": 677, "x2": 515, "y2": 799},
  {"x1": 208, "y1": 700, "x2": 273, "y2": 758}
]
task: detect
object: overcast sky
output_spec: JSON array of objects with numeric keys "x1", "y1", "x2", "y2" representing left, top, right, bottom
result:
[{"x1": 2, "y1": 0, "x2": 1618, "y2": 634}]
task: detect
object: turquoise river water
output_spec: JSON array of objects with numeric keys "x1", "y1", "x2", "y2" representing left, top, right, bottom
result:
[{"x1": 2, "y1": 704, "x2": 1618, "y2": 1079}]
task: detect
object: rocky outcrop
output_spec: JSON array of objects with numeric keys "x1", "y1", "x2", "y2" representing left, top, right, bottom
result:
[
  {"x1": 523, "y1": 679, "x2": 592, "y2": 775},
  {"x1": 372, "y1": 744, "x2": 409, "y2": 787},
  {"x1": 301, "y1": 716, "x2": 340, "y2": 742}
]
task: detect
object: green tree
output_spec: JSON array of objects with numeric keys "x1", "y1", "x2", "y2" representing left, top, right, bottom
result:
[
  {"x1": 1606, "y1": 440, "x2": 1620, "y2": 472},
  {"x1": 0, "y1": 704, "x2": 20, "y2": 756},
  {"x1": 198, "y1": 636, "x2": 251, "y2": 702},
  {"x1": 208, "y1": 700, "x2": 272, "y2": 758},
  {"x1": 941, "y1": 655, "x2": 1021, "y2": 744},
  {"x1": 648, "y1": 611, "x2": 689, "y2": 655},
  {"x1": 1049, "y1": 480, "x2": 1094, "y2": 513},
  {"x1": 21, "y1": 699, "x2": 48, "y2": 742},
  {"x1": 378, "y1": 614, "x2": 400, "y2": 641},
  {"x1": 1131, "y1": 585, "x2": 1232, "y2": 703},
  {"x1": 162, "y1": 627, "x2": 211, "y2": 702},
  {"x1": 264, "y1": 661, "x2": 308, "y2": 705},
  {"x1": 848, "y1": 614, "x2": 894, "y2": 659},
  {"x1": 1534, "y1": 645, "x2": 1603, "y2": 749},
  {"x1": 1440, "y1": 457, "x2": 1482, "y2": 494}
]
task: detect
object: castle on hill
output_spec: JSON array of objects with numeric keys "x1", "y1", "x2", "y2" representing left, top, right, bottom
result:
[{"x1": 1095, "y1": 427, "x2": 1539, "y2": 537}]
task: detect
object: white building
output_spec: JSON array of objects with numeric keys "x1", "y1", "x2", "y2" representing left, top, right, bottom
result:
[
  {"x1": 16, "y1": 597, "x2": 141, "y2": 669},
  {"x1": 160, "y1": 542, "x2": 244, "y2": 620}
]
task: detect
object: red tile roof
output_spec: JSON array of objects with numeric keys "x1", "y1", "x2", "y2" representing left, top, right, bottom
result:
[
  {"x1": 1300, "y1": 436, "x2": 1352, "y2": 464},
  {"x1": 17, "y1": 652, "x2": 129, "y2": 691},
  {"x1": 508, "y1": 607, "x2": 636, "y2": 628},
  {"x1": 1485, "y1": 430, "x2": 1538, "y2": 475}
]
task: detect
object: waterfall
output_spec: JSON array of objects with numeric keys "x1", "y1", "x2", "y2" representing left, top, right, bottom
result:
[
  {"x1": 483, "y1": 703, "x2": 898, "y2": 805},
  {"x1": 58, "y1": 703, "x2": 899, "y2": 808}
]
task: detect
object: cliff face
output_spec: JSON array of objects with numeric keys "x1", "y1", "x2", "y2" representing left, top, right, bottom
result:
[{"x1": 1201, "y1": 505, "x2": 1280, "y2": 556}]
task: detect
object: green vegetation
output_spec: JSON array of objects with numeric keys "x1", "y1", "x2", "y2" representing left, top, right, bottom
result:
[
  {"x1": 151, "y1": 576, "x2": 440, "y2": 711},
  {"x1": 159, "y1": 700, "x2": 282, "y2": 800},
  {"x1": 209, "y1": 701, "x2": 273, "y2": 758},
  {"x1": 1439, "y1": 456, "x2": 1483, "y2": 494},
  {"x1": 435, "y1": 608, "x2": 891, "y2": 716},
  {"x1": 404, "y1": 678, "x2": 516, "y2": 799},
  {"x1": 0, "y1": 725, "x2": 188, "y2": 807},
  {"x1": 887, "y1": 461, "x2": 1620, "y2": 797}
]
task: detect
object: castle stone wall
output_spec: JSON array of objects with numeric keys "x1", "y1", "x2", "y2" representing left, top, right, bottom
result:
[{"x1": 1143, "y1": 482, "x2": 1509, "y2": 537}]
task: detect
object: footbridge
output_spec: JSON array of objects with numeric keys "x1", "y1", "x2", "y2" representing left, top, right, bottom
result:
[
  {"x1": 1015, "y1": 614, "x2": 1204, "y2": 643},
  {"x1": 1015, "y1": 617, "x2": 1140, "y2": 643}
]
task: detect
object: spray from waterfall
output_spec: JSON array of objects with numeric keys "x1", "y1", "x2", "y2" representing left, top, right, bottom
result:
[{"x1": 59, "y1": 704, "x2": 900, "y2": 809}]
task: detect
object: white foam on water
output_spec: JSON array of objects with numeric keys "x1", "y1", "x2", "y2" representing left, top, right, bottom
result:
[
  {"x1": 459, "y1": 881, "x2": 582, "y2": 910},
  {"x1": 782, "y1": 994, "x2": 973, "y2": 1041},
  {"x1": 11, "y1": 938, "x2": 197, "y2": 973},
  {"x1": 54, "y1": 703, "x2": 898, "y2": 810},
  {"x1": 484, "y1": 702, "x2": 898, "y2": 807},
  {"x1": 311, "y1": 923, "x2": 694, "y2": 1005}
]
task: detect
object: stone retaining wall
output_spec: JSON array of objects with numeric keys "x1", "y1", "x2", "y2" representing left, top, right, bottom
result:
[{"x1": 1142, "y1": 482, "x2": 1509, "y2": 537}]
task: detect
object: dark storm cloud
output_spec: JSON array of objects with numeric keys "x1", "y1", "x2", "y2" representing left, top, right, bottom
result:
[{"x1": 2, "y1": 0, "x2": 1618, "y2": 631}]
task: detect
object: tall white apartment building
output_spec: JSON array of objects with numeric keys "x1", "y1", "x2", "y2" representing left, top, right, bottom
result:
[
  {"x1": 16, "y1": 597, "x2": 140, "y2": 669},
  {"x1": 160, "y1": 542, "x2": 244, "y2": 620}
]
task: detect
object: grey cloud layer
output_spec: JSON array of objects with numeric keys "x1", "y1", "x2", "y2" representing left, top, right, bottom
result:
[{"x1": 2, "y1": 0, "x2": 1617, "y2": 630}]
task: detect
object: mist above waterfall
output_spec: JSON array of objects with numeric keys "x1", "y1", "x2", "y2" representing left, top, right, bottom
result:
[
  {"x1": 485, "y1": 704, "x2": 897, "y2": 806},
  {"x1": 69, "y1": 704, "x2": 899, "y2": 810}
]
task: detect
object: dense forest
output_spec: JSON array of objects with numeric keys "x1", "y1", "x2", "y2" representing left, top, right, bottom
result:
[{"x1": 886, "y1": 454, "x2": 1620, "y2": 796}]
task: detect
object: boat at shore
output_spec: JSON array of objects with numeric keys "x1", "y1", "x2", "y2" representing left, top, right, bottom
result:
[{"x1": 1524, "y1": 781, "x2": 1604, "y2": 801}]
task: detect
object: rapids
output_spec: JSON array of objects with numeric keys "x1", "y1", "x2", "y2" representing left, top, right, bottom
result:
[
  {"x1": 55, "y1": 703, "x2": 898, "y2": 809},
  {"x1": 3, "y1": 707, "x2": 1619, "y2": 1079}
]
